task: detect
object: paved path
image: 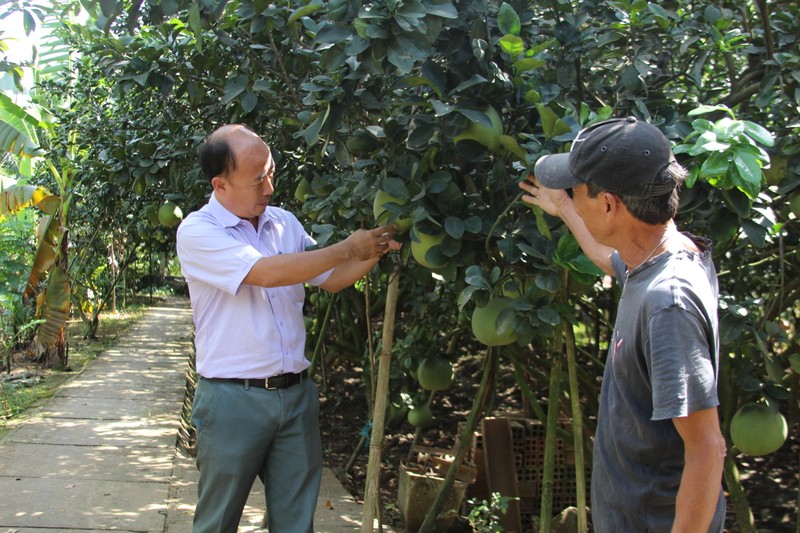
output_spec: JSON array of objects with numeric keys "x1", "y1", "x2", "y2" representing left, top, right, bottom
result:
[{"x1": 0, "y1": 297, "x2": 385, "y2": 532}]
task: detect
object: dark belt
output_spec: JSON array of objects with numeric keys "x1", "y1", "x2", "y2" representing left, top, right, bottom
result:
[{"x1": 210, "y1": 369, "x2": 308, "y2": 390}]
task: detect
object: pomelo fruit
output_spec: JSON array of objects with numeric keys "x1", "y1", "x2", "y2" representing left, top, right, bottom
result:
[
  {"x1": 730, "y1": 402, "x2": 788, "y2": 456},
  {"x1": 407, "y1": 404, "x2": 434, "y2": 428},
  {"x1": 294, "y1": 177, "x2": 312, "y2": 202},
  {"x1": 454, "y1": 106, "x2": 503, "y2": 152},
  {"x1": 471, "y1": 297, "x2": 518, "y2": 346},
  {"x1": 158, "y1": 200, "x2": 183, "y2": 227},
  {"x1": 373, "y1": 190, "x2": 412, "y2": 234},
  {"x1": 417, "y1": 357, "x2": 454, "y2": 391},
  {"x1": 410, "y1": 226, "x2": 448, "y2": 269}
]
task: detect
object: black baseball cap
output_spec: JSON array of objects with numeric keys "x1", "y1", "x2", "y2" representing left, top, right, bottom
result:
[{"x1": 534, "y1": 117, "x2": 678, "y2": 197}]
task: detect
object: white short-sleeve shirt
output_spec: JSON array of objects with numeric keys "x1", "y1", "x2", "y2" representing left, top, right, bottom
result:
[{"x1": 176, "y1": 194, "x2": 331, "y2": 378}]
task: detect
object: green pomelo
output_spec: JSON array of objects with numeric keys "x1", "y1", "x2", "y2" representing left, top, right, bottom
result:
[
  {"x1": 158, "y1": 200, "x2": 183, "y2": 227},
  {"x1": 410, "y1": 226, "x2": 448, "y2": 269},
  {"x1": 133, "y1": 176, "x2": 147, "y2": 196},
  {"x1": 417, "y1": 357, "x2": 454, "y2": 391},
  {"x1": 294, "y1": 178, "x2": 313, "y2": 202},
  {"x1": 373, "y1": 190, "x2": 412, "y2": 234},
  {"x1": 454, "y1": 106, "x2": 503, "y2": 152},
  {"x1": 471, "y1": 297, "x2": 518, "y2": 347},
  {"x1": 407, "y1": 404, "x2": 434, "y2": 428},
  {"x1": 730, "y1": 402, "x2": 788, "y2": 456}
]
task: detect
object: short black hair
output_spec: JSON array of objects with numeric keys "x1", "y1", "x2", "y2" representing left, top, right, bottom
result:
[
  {"x1": 198, "y1": 134, "x2": 236, "y2": 182},
  {"x1": 198, "y1": 124, "x2": 259, "y2": 181},
  {"x1": 586, "y1": 160, "x2": 686, "y2": 225}
]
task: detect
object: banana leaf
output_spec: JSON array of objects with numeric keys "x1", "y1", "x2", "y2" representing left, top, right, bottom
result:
[
  {"x1": 24, "y1": 212, "x2": 62, "y2": 299},
  {"x1": 0, "y1": 93, "x2": 44, "y2": 158},
  {"x1": 0, "y1": 183, "x2": 59, "y2": 217},
  {"x1": 35, "y1": 264, "x2": 70, "y2": 347}
]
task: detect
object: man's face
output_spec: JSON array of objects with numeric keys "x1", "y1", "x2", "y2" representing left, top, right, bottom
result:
[
  {"x1": 220, "y1": 136, "x2": 275, "y2": 221},
  {"x1": 571, "y1": 183, "x2": 612, "y2": 246}
]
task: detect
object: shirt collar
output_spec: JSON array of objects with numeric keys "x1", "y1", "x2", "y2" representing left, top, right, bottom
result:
[{"x1": 207, "y1": 192, "x2": 275, "y2": 229}]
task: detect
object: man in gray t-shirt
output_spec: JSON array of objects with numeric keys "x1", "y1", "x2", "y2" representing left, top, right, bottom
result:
[{"x1": 520, "y1": 117, "x2": 726, "y2": 532}]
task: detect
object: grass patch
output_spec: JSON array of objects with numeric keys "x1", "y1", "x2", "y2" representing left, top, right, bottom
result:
[{"x1": 0, "y1": 302, "x2": 148, "y2": 432}]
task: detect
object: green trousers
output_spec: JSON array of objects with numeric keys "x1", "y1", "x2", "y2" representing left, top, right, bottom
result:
[{"x1": 191, "y1": 376, "x2": 322, "y2": 533}]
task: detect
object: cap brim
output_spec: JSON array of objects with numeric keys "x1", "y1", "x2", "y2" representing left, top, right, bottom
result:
[{"x1": 534, "y1": 153, "x2": 583, "y2": 190}]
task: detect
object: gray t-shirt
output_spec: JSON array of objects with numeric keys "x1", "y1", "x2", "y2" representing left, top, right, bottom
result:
[{"x1": 591, "y1": 234, "x2": 726, "y2": 532}]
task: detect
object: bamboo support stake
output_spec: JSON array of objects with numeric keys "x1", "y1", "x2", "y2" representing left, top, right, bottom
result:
[
  {"x1": 564, "y1": 321, "x2": 588, "y2": 531},
  {"x1": 361, "y1": 267, "x2": 400, "y2": 533},
  {"x1": 540, "y1": 333, "x2": 564, "y2": 532}
]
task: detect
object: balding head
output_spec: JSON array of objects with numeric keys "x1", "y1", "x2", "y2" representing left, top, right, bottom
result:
[{"x1": 199, "y1": 124, "x2": 267, "y2": 182}]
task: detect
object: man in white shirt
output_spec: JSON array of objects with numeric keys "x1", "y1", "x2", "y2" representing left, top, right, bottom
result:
[{"x1": 176, "y1": 124, "x2": 400, "y2": 533}]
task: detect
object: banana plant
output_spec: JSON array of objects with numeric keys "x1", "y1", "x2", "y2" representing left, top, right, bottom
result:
[{"x1": 0, "y1": 91, "x2": 73, "y2": 365}]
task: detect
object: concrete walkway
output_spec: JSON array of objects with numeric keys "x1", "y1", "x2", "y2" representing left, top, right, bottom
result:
[{"x1": 0, "y1": 297, "x2": 386, "y2": 532}]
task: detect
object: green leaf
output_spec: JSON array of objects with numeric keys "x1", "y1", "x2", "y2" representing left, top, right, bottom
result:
[
  {"x1": 497, "y1": 3, "x2": 521, "y2": 36},
  {"x1": 712, "y1": 118, "x2": 744, "y2": 142},
  {"x1": 287, "y1": 0, "x2": 324, "y2": 24},
  {"x1": 535, "y1": 104, "x2": 570, "y2": 140},
  {"x1": 457, "y1": 285, "x2": 482, "y2": 309},
  {"x1": 387, "y1": 44, "x2": 415, "y2": 74},
  {"x1": 378, "y1": 179, "x2": 406, "y2": 201},
  {"x1": 742, "y1": 121, "x2": 775, "y2": 147},
  {"x1": 459, "y1": 108, "x2": 493, "y2": 129},
  {"x1": 423, "y1": 0, "x2": 458, "y2": 19},
  {"x1": 463, "y1": 216, "x2": 482, "y2": 233},
  {"x1": 789, "y1": 354, "x2": 800, "y2": 374},
  {"x1": 688, "y1": 104, "x2": 734, "y2": 118},
  {"x1": 733, "y1": 150, "x2": 762, "y2": 189},
  {"x1": 0, "y1": 94, "x2": 45, "y2": 157},
  {"x1": 23, "y1": 10, "x2": 36, "y2": 35},
  {"x1": 698, "y1": 152, "x2": 730, "y2": 179},
  {"x1": 464, "y1": 265, "x2": 489, "y2": 288},
  {"x1": 514, "y1": 57, "x2": 545, "y2": 72},
  {"x1": 536, "y1": 306, "x2": 561, "y2": 325},
  {"x1": 221, "y1": 75, "x2": 249, "y2": 105},
  {"x1": 302, "y1": 110, "x2": 326, "y2": 146},
  {"x1": 497, "y1": 135, "x2": 528, "y2": 162},
  {"x1": 444, "y1": 216, "x2": 465, "y2": 239},
  {"x1": 741, "y1": 219, "x2": 767, "y2": 247},
  {"x1": 431, "y1": 100, "x2": 455, "y2": 116},
  {"x1": 188, "y1": 2, "x2": 203, "y2": 52},
  {"x1": 568, "y1": 254, "x2": 605, "y2": 276},
  {"x1": 452, "y1": 75, "x2": 488, "y2": 93},
  {"x1": 315, "y1": 24, "x2": 354, "y2": 45},
  {"x1": 241, "y1": 92, "x2": 258, "y2": 113},
  {"x1": 533, "y1": 207, "x2": 551, "y2": 239},
  {"x1": 499, "y1": 35, "x2": 525, "y2": 56},
  {"x1": 421, "y1": 60, "x2": 447, "y2": 97}
]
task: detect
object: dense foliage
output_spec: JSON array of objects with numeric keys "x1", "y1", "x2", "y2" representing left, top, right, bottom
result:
[{"x1": 2, "y1": 0, "x2": 799, "y2": 530}]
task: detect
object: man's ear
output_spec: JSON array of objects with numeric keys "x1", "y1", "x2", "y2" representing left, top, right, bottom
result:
[
  {"x1": 211, "y1": 176, "x2": 226, "y2": 192},
  {"x1": 602, "y1": 191, "x2": 622, "y2": 215}
]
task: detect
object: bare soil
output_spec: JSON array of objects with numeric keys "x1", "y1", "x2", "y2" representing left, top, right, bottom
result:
[{"x1": 317, "y1": 358, "x2": 798, "y2": 532}]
